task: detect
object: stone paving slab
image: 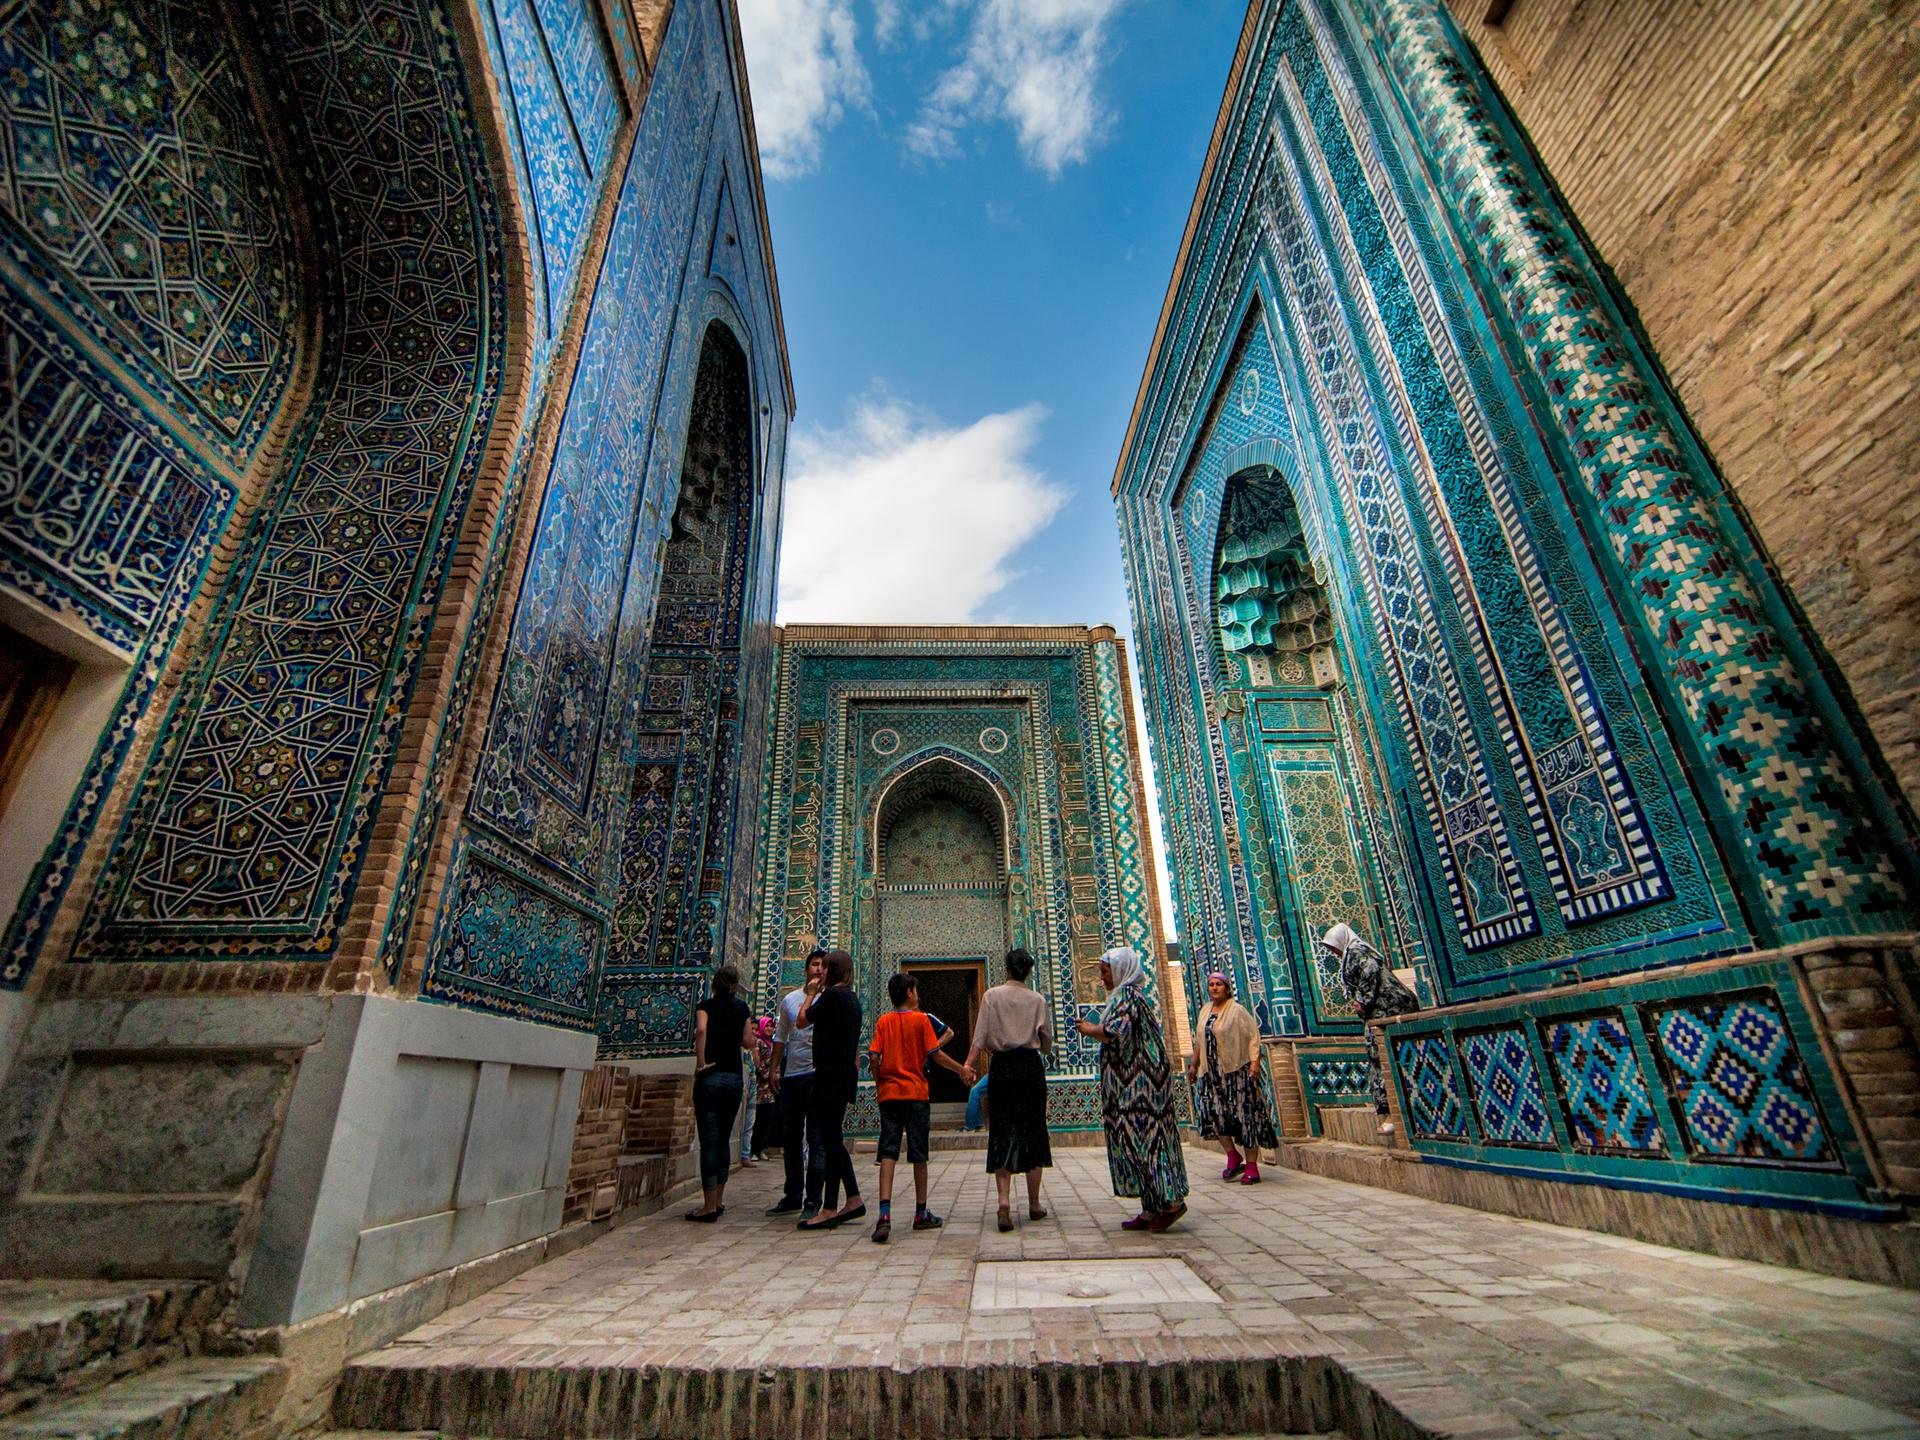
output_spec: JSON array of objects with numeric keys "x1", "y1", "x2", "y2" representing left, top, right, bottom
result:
[{"x1": 340, "y1": 1149, "x2": 1920, "y2": 1439}]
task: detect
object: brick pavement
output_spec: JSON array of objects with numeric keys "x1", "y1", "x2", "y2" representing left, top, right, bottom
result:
[{"x1": 341, "y1": 1147, "x2": 1920, "y2": 1438}]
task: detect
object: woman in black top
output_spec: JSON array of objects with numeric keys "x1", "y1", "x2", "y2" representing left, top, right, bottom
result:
[
  {"x1": 688, "y1": 964, "x2": 751, "y2": 1221},
  {"x1": 795, "y1": 949, "x2": 864, "y2": 1231}
]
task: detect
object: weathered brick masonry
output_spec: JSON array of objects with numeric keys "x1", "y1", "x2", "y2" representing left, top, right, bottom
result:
[{"x1": 1445, "y1": 0, "x2": 1920, "y2": 811}]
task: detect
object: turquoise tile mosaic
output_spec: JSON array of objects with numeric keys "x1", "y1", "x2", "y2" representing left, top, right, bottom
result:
[
  {"x1": 1393, "y1": 1032, "x2": 1469, "y2": 1141},
  {"x1": 1112, "y1": 0, "x2": 1912, "y2": 1214},
  {"x1": 1539, "y1": 1011, "x2": 1668, "y2": 1157},
  {"x1": 1644, "y1": 992, "x2": 1837, "y2": 1167},
  {"x1": 752, "y1": 631, "x2": 1164, "y2": 1083},
  {"x1": 1458, "y1": 1025, "x2": 1554, "y2": 1149}
]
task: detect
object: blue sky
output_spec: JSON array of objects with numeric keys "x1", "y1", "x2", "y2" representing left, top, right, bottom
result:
[
  {"x1": 739, "y1": 0, "x2": 1245, "y2": 629},
  {"x1": 737, "y1": 0, "x2": 1246, "y2": 935}
]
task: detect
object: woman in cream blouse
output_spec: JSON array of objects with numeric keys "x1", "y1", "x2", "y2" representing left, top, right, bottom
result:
[
  {"x1": 963, "y1": 948, "x2": 1052, "y2": 1232},
  {"x1": 1184, "y1": 971, "x2": 1276, "y2": 1183}
]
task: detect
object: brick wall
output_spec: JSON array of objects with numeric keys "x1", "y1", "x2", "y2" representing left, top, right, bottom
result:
[
  {"x1": 1794, "y1": 942, "x2": 1920, "y2": 1197},
  {"x1": 1445, "y1": 0, "x2": 1920, "y2": 812},
  {"x1": 562, "y1": 1065, "x2": 698, "y2": 1225},
  {"x1": 626, "y1": 1072, "x2": 694, "y2": 1153},
  {"x1": 563, "y1": 1065, "x2": 632, "y2": 1224}
]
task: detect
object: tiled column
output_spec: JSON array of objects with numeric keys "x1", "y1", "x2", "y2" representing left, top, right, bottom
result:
[{"x1": 1353, "y1": 0, "x2": 1914, "y2": 943}]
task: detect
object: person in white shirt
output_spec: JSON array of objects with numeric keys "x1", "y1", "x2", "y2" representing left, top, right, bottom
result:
[{"x1": 764, "y1": 948, "x2": 829, "y2": 1218}]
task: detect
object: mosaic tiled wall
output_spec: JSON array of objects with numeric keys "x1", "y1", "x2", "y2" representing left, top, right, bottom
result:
[
  {"x1": 2, "y1": 0, "x2": 790, "y2": 1029},
  {"x1": 426, "y1": 0, "x2": 788, "y2": 1042},
  {"x1": 750, "y1": 630, "x2": 1163, "y2": 1083},
  {"x1": 1382, "y1": 959, "x2": 1884, "y2": 1210},
  {"x1": 1112, "y1": 0, "x2": 1914, "y2": 1206},
  {"x1": 0, "y1": 0, "x2": 301, "y2": 985}
]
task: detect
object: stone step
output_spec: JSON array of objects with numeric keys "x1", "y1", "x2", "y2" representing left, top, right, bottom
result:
[
  {"x1": 0, "y1": 1282, "x2": 219, "y2": 1417},
  {"x1": 1316, "y1": 1107, "x2": 1402, "y2": 1149},
  {"x1": 314, "y1": 1436, "x2": 1351, "y2": 1440},
  {"x1": 0, "y1": 1355, "x2": 283, "y2": 1440},
  {"x1": 332, "y1": 1351, "x2": 1446, "y2": 1439}
]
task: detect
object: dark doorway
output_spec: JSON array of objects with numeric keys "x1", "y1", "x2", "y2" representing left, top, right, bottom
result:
[{"x1": 905, "y1": 962, "x2": 982, "y2": 1104}]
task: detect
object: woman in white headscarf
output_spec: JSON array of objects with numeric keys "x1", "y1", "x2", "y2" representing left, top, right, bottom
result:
[
  {"x1": 1075, "y1": 946, "x2": 1190, "y2": 1231},
  {"x1": 1323, "y1": 923, "x2": 1419, "y2": 1126}
]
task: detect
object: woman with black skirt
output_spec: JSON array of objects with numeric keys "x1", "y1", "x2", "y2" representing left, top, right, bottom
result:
[
  {"x1": 963, "y1": 948, "x2": 1053, "y2": 1232},
  {"x1": 795, "y1": 949, "x2": 866, "y2": 1231}
]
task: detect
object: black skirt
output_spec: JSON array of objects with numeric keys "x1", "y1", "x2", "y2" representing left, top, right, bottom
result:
[{"x1": 985, "y1": 1047, "x2": 1052, "y2": 1173}]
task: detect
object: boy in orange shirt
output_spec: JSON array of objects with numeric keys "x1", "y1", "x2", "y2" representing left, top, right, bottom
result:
[{"x1": 867, "y1": 972, "x2": 970, "y2": 1243}]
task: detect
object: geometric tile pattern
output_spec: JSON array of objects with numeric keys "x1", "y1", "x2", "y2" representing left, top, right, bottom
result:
[
  {"x1": 1092, "y1": 638, "x2": 1158, "y2": 967},
  {"x1": 0, "y1": 0, "x2": 292, "y2": 987},
  {"x1": 370, "y1": 0, "x2": 627, "y2": 982},
  {"x1": 1392, "y1": 1033, "x2": 1469, "y2": 1141},
  {"x1": 1645, "y1": 991, "x2": 1836, "y2": 1166},
  {"x1": 1261, "y1": 145, "x2": 1538, "y2": 951},
  {"x1": 1458, "y1": 1025, "x2": 1554, "y2": 1147},
  {"x1": 1279, "y1": 40, "x2": 1665, "y2": 927},
  {"x1": 1263, "y1": 745, "x2": 1370, "y2": 1022},
  {"x1": 1302, "y1": 1055, "x2": 1370, "y2": 1096},
  {"x1": 1366, "y1": 0, "x2": 1911, "y2": 935},
  {"x1": 754, "y1": 634, "x2": 1162, "y2": 1079},
  {"x1": 1300, "y1": 1048, "x2": 1372, "y2": 1133},
  {"x1": 1540, "y1": 1011, "x2": 1668, "y2": 1156},
  {"x1": 427, "y1": 0, "x2": 785, "y2": 1032},
  {"x1": 76, "y1": 0, "x2": 511, "y2": 958},
  {"x1": 0, "y1": 0, "x2": 297, "y2": 453}
]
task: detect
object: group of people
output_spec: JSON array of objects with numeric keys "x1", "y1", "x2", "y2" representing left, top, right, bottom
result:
[{"x1": 683, "y1": 924, "x2": 1415, "y2": 1240}]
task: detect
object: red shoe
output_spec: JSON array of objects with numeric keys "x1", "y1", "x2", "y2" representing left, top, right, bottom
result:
[
  {"x1": 1146, "y1": 1202, "x2": 1188, "y2": 1233},
  {"x1": 1221, "y1": 1156, "x2": 1244, "y2": 1181},
  {"x1": 1119, "y1": 1213, "x2": 1151, "y2": 1231},
  {"x1": 1240, "y1": 1168, "x2": 1261, "y2": 1184}
]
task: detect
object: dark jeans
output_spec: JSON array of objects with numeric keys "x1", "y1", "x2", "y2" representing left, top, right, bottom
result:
[
  {"x1": 807, "y1": 1082, "x2": 860, "y2": 1209},
  {"x1": 778, "y1": 1071, "x2": 827, "y2": 1207},
  {"x1": 693, "y1": 1069, "x2": 743, "y2": 1191}
]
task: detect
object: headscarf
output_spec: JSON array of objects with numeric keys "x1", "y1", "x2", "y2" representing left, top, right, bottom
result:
[
  {"x1": 1099, "y1": 945, "x2": 1145, "y2": 1025},
  {"x1": 1321, "y1": 922, "x2": 1365, "y2": 957}
]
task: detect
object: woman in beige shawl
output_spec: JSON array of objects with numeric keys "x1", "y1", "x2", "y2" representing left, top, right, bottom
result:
[{"x1": 1184, "y1": 971, "x2": 1276, "y2": 1182}]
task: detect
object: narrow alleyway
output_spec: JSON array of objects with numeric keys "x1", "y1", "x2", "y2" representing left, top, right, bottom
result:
[{"x1": 334, "y1": 1148, "x2": 1920, "y2": 1439}]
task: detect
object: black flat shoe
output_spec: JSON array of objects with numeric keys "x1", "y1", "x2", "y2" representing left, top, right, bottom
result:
[{"x1": 685, "y1": 1208, "x2": 719, "y2": 1222}]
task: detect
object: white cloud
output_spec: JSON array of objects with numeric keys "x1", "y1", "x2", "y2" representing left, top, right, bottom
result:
[
  {"x1": 907, "y1": 0, "x2": 1125, "y2": 177},
  {"x1": 737, "y1": 0, "x2": 870, "y2": 180},
  {"x1": 777, "y1": 394, "x2": 1067, "y2": 622}
]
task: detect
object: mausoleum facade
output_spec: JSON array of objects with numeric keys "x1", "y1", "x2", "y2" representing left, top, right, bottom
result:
[
  {"x1": 1113, "y1": 0, "x2": 1920, "y2": 1257},
  {"x1": 0, "y1": 0, "x2": 791, "y2": 1341},
  {"x1": 751, "y1": 624, "x2": 1169, "y2": 1129}
]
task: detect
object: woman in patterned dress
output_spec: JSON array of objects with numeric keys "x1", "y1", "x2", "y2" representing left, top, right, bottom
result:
[
  {"x1": 1185, "y1": 972, "x2": 1277, "y2": 1183},
  {"x1": 1076, "y1": 945, "x2": 1189, "y2": 1232},
  {"x1": 1323, "y1": 922, "x2": 1419, "y2": 1135}
]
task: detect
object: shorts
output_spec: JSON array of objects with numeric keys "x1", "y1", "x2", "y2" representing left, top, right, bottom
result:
[{"x1": 875, "y1": 1098, "x2": 930, "y2": 1164}]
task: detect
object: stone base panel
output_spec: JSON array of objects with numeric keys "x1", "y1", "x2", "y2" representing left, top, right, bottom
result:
[
  {"x1": 1277, "y1": 1139, "x2": 1920, "y2": 1289},
  {"x1": 0, "y1": 993, "x2": 604, "y2": 1331}
]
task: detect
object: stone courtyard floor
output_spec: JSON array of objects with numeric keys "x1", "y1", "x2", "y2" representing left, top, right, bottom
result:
[{"x1": 345, "y1": 1146, "x2": 1920, "y2": 1438}]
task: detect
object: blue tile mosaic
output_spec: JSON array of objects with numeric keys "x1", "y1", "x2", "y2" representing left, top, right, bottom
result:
[
  {"x1": 1458, "y1": 1025, "x2": 1553, "y2": 1148},
  {"x1": 1393, "y1": 1032, "x2": 1469, "y2": 1141},
  {"x1": 1540, "y1": 1011, "x2": 1668, "y2": 1156},
  {"x1": 75, "y1": 0, "x2": 512, "y2": 961},
  {"x1": 1645, "y1": 991, "x2": 1837, "y2": 1166}
]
